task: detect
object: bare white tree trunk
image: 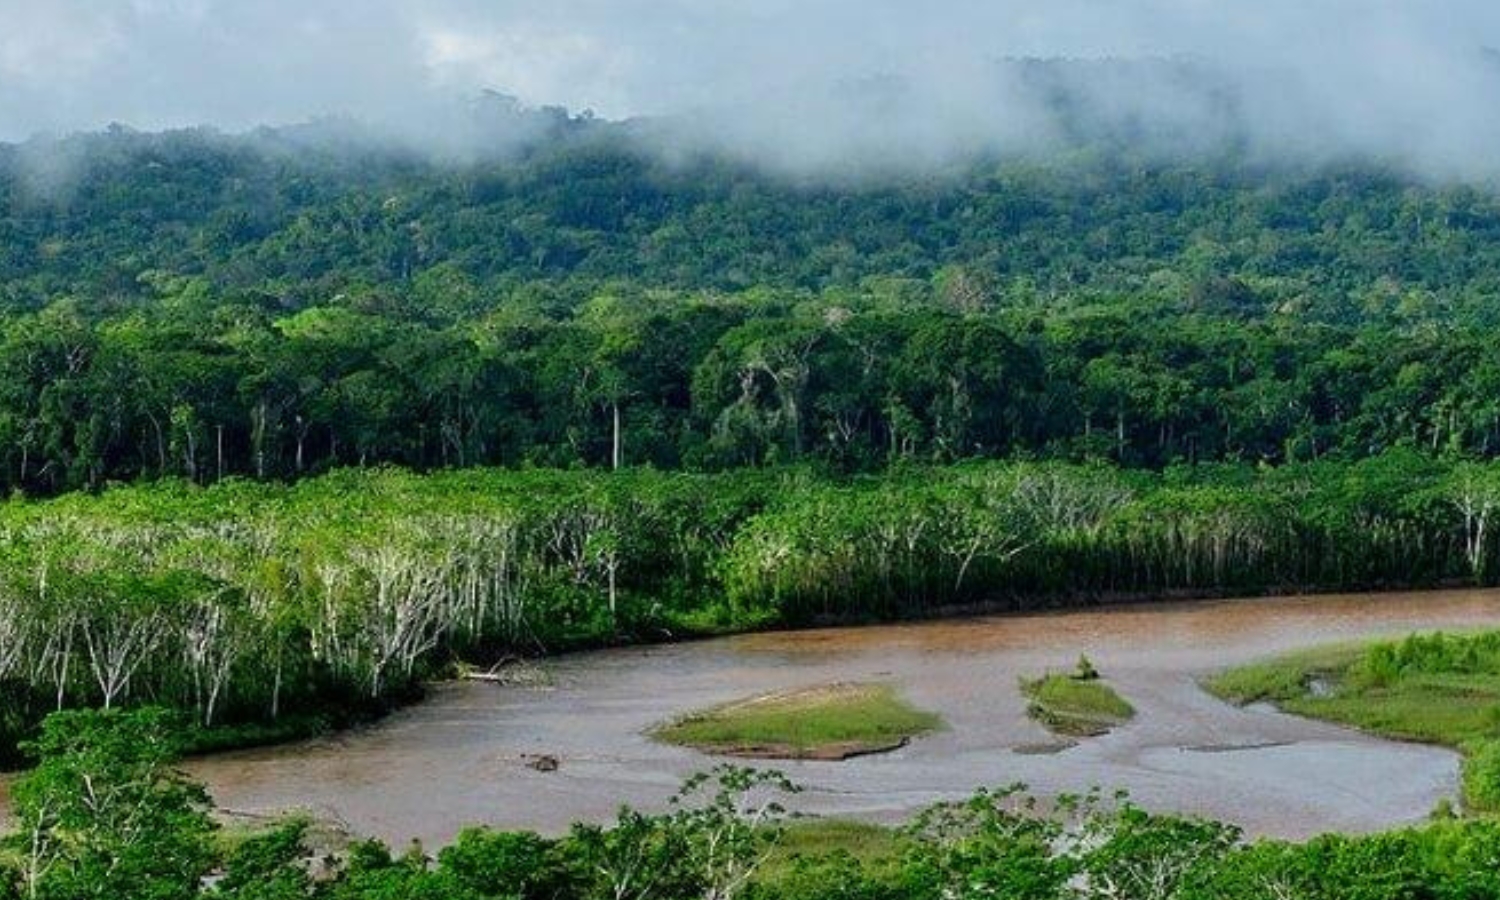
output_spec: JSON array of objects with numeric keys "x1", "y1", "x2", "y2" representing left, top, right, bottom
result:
[
  {"x1": 0, "y1": 591, "x2": 26, "y2": 682},
  {"x1": 316, "y1": 537, "x2": 456, "y2": 699},
  {"x1": 1456, "y1": 480, "x2": 1497, "y2": 580},
  {"x1": 183, "y1": 596, "x2": 243, "y2": 726},
  {"x1": 30, "y1": 627, "x2": 75, "y2": 712},
  {"x1": 612, "y1": 401, "x2": 623, "y2": 471},
  {"x1": 21, "y1": 797, "x2": 58, "y2": 900},
  {"x1": 80, "y1": 608, "x2": 162, "y2": 710}
]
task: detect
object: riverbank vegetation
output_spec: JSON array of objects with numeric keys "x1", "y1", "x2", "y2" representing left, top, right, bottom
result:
[
  {"x1": 1022, "y1": 660, "x2": 1136, "y2": 737},
  {"x1": 651, "y1": 683, "x2": 941, "y2": 760},
  {"x1": 7, "y1": 707, "x2": 1500, "y2": 900},
  {"x1": 1207, "y1": 630, "x2": 1500, "y2": 811},
  {"x1": 2, "y1": 453, "x2": 1500, "y2": 762}
]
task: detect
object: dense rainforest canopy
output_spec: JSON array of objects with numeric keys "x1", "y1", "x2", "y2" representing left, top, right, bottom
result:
[{"x1": 4, "y1": 115, "x2": 1500, "y2": 494}]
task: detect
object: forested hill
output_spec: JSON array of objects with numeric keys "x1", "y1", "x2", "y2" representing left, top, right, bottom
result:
[
  {"x1": 11, "y1": 119, "x2": 1500, "y2": 313},
  {"x1": 4, "y1": 117, "x2": 1500, "y2": 494}
]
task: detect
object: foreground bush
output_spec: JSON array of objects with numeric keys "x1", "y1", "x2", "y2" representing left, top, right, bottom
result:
[{"x1": 1464, "y1": 740, "x2": 1500, "y2": 813}]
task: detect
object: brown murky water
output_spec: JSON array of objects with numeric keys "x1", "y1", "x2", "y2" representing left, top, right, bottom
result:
[{"x1": 10, "y1": 589, "x2": 1500, "y2": 846}]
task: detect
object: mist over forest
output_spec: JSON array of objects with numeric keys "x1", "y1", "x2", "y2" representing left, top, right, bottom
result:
[
  {"x1": 6, "y1": 60, "x2": 1500, "y2": 495},
  {"x1": 10, "y1": 8, "x2": 1500, "y2": 900},
  {"x1": 6, "y1": 1, "x2": 1500, "y2": 178}
]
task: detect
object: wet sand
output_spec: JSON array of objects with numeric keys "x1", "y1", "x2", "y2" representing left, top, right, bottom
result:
[
  {"x1": 1, "y1": 589, "x2": 1495, "y2": 845},
  {"x1": 154, "y1": 587, "x2": 1500, "y2": 847}
]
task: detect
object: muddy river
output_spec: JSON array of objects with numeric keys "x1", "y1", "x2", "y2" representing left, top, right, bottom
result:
[
  {"x1": 157, "y1": 588, "x2": 1497, "y2": 847},
  {"x1": 6, "y1": 589, "x2": 1498, "y2": 846}
]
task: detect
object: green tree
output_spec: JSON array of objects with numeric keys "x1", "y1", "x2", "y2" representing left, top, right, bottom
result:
[{"x1": 4, "y1": 708, "x2": 215, "y2": 900}]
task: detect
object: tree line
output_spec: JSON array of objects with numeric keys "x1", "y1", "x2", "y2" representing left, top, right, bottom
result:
[
  {"x1": 6, "y1": 289, "x2": 1500, "y2": 495},
  {"x1": 2, "y1": 453, "x2": 1498, "y2": 759}
]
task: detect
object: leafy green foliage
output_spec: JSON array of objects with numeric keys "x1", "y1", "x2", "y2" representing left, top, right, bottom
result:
[
  {"x1": 208, "y1": 823, "x2": 317, "y2": 900},
  {"x1": 6, "y1": 130, "x2": 1500, "y2": 494},
  {"x1": 1077, "y1": 805, "x2": 1240, "y2": 900},
  {"x1": 901, "y1": 786, "x2": 1076, "y2": 900},
  {"x1": 437, "y1": 829, "x2": 581, "y2": 900},
  {"x1": 2, "y1": 708, "x2": 214, "y2": 900}
]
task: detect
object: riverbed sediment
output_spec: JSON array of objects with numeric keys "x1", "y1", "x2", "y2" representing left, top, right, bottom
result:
[{"x1": 138, "y1": 588, "x2": 1495, "y2": 847}]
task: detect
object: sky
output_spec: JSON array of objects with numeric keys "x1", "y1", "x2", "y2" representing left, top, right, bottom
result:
[{"x1": 3, "y1": 1, "x2": 1500, "y2": 175}]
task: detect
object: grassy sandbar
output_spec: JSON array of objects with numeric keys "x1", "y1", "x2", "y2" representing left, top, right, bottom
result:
[
  {"x1": 1205, "y1": 631, "x2": 1500, "y2": 811},
  {"x1": 1021, "y1": 671, "x2": 1135, "y2": 737},
  {"x1": 651, "y1": 682, "x2": 941, "y2": 760}
]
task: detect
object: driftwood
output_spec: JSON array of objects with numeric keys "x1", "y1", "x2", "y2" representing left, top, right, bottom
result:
[
  {"x1": 522, "y1": 754, "x2": 560, "y2": 772},
  {"x1": 461, "y1": 657, "x2": 552, "y2": 687}
]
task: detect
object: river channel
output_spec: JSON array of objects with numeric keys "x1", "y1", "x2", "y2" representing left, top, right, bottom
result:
[{"x1": 166, "y1": 588, "x2": 1500, "y2": 847}]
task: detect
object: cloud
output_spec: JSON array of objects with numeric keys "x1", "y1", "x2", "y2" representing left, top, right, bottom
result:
[{"x1": 1, "y1": 1, "x2": 1499, "y2": 177}]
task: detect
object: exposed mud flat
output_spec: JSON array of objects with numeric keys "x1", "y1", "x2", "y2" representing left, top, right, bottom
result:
[
  {"x1": 10, "y1": 588, "x2": 1500, "y2": 848},
  {"x1": 694, "y1": 737, "x2": 911, "y2": 762}
]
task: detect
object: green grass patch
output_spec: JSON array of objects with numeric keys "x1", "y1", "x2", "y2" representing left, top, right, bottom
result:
[
  {"x1": 651, "y1": 683, "x2": 942, "y2": 760},
  {"x1": 754, "y1": 819, "x2": 905, "y2": 889},
  {"x1": 1021, "y1": 672, "x2": 1135, "y2": 737},
  {"x1": 1205, "y1": 639, "x2": 1500, "y2": 746},
  {"x1": 1202, "y1": 644, "x2": 1365, "y2": 706},
  {"x1": 1289, "y1": 682, "x2": 1500, "y2": 746},
  {"x1": 1207, "y1": 631, "x2": 1500, "y2": 812},
  {"x1": 771, "y1": 820, "x2": 903, "y2": 867}
]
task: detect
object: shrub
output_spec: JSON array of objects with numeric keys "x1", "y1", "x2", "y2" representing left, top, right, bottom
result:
[{"x1": 1462, "y1": 739, "x2": 1500, "y2": 811}]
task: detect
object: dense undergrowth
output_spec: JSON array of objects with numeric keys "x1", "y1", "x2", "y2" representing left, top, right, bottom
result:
[{"x1": 3, "y1": 451, "x2": 1500, "y2": 762}]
